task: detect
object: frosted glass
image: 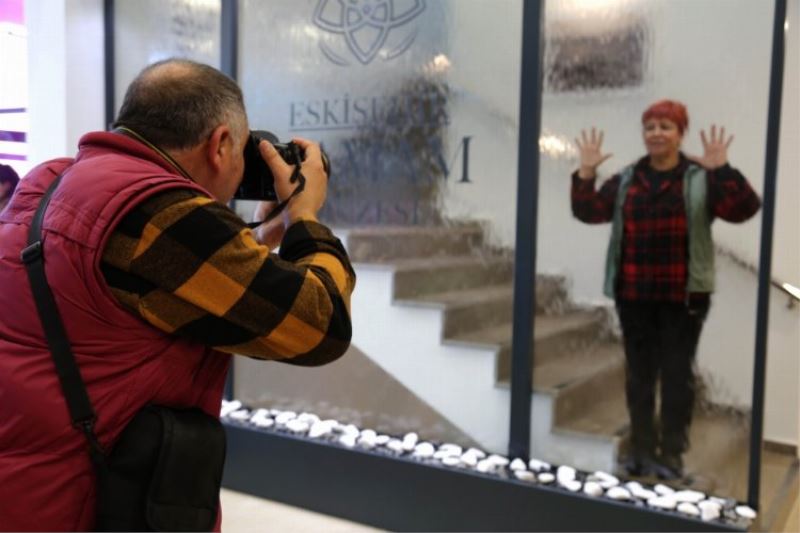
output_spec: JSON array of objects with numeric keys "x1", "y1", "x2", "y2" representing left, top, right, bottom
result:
[
  {"x1": 236, "y1": 0, "x2": 524, "y2": 456},
  {"x1": 537, "y1": 0, "x2": 772, "y2": 499},
  {"x1": 114, "y1": 0, "x2": 221, "y2": 116}
]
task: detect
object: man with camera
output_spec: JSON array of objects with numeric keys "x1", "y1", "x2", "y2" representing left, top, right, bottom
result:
[{"x1": 0, "y1": 59, "x2": 354, "y2": 530}]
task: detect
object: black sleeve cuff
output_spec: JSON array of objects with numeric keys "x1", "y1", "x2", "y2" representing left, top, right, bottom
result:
[{"x1": 279, "y1": 220, "x2": 349, "y2": 262}]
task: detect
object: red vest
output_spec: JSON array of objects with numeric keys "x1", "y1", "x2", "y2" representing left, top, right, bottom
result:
[{"x1": 0, "y1": 132, "x2": 230, "y2": 531}]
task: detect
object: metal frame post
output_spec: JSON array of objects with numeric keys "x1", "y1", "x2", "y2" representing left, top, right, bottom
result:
[
  {"x1": 103, "y1": 0, "x2": 115, "y2": 129},
  {"x1": 508, "y1": 0, "x2": 545, "y2": 460},
  {"x1": 748, "y1": 0, "x2": 787, "y2": 511}
]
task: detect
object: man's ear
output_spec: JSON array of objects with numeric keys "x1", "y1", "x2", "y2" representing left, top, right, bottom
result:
[{"x1": 205, "y1": 124, "x2": 233, "y2": 174}]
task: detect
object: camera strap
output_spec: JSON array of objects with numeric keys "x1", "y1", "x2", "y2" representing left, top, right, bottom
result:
[
  {"x1": 245, "y1": 164, "x2": 306, "y2": 228},
  {"x1": 21, "y1": 174, "x2": 107, "y2": 468}
]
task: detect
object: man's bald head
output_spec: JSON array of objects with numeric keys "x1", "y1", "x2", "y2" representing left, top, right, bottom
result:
[{"x1": 114, "y1": 58, "x2": 247, "y2": 150}]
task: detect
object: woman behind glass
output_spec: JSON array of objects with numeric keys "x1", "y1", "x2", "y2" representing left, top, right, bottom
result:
[{"x1": 570, "y1": 100, "x2": 761, "y2": 481}]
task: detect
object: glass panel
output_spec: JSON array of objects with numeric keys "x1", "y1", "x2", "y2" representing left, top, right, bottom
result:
[
  {"x1": 234, "y1": 0, "x2": 523, "y2": 457},
  {"x1": 536, "y1": 0, "x2": 771, "y2": 502},
  {"x1": 114, "y1": 0, "x2": 222, "y2": 112}
]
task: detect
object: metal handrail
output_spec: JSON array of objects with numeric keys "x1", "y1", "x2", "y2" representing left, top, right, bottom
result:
[{"x1": 716, "y1": 245, "x2": 800, "y2": 309}]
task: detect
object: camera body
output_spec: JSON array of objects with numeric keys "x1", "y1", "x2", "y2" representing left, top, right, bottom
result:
[{"x1": 235, "y1": 130, "x2": 330, "y2": 201}]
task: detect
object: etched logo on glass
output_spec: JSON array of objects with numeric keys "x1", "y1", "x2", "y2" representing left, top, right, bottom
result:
[{"x1": 313, "y1": 0, "x2": 426, "y2": 66}]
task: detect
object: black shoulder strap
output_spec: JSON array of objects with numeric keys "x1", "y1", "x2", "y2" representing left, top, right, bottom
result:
[{"x1": 21, "y1": 175, "x2": 105, "y2": 462}]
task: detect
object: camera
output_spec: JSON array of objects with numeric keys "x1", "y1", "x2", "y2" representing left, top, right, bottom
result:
[{"x1": 235, "y1": 130, "x2": 330, "y2": 201}]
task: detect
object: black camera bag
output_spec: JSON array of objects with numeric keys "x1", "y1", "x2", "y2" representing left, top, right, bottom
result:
[{"x1": 22, "y1": 174, "x2": 225, "y2": 531}]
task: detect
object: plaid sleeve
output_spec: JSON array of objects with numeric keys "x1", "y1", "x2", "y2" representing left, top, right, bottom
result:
[
  {"x1": 571, "y1": 171, "x2": 619, "y2": 223},
  {"x1": 101, "y1": 188, "x2": 355, "y2": 365},
  {"x1": 706, "y1": 164, "x2": 762, "y2": 222}
]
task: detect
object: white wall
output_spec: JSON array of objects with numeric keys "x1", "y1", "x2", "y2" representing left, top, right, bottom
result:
[{"x1": 25, "y1": 0, "x2": 104, "y2": 164}]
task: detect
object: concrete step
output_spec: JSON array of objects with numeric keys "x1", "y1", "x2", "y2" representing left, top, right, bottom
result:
[
  {"x1": 445, "y1": 309, "x2": 606, "y2": 381},
  {"x1": 386, "y1": 255, "x2": 515, "y2": 299},
  {"x1": 397, "y1": 277, "x2": 568, "y2": 339},
  {"x1": 346, "y1": 223, "x2": 485, "y2": 262}
]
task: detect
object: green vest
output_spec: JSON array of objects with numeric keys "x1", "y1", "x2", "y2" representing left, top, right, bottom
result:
[{"x1": 603, "y1": 162, "x2": 715, "y2": 299}]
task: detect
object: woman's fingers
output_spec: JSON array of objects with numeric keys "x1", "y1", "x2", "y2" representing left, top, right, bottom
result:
[
  {"x1": 725, "y1": 134, "x2": 735, "y2": 149},
  {"x1": 598, "y1": 130, "x2": 604, "y2": 147},
  {"x1": 700, "y1": 129, "x2": 709, "y2": 150}
]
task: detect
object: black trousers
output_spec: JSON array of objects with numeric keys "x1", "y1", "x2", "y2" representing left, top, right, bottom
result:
[{"x1": 616, "y1": 298, "x2": 710, "y2": 459}]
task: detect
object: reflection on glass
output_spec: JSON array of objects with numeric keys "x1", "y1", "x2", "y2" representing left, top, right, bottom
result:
[
  {"x1": 537, "y1": 0, "x2": 772, "y2": 499},
  {"x1": 235, "y1": 0, "x2": 523, "y2": 456}
]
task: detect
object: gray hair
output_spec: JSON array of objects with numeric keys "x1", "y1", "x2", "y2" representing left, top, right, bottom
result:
[{"x1": 114, "y1": 58, "x2": 247, "y2": 150}]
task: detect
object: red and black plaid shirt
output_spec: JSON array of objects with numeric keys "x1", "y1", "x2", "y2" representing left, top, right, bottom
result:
[{"x1": 571, "y1": 155, "x2": 761, "y2": 302}]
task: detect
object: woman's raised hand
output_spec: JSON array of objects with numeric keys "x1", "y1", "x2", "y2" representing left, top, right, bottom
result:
[
  {"x1": 690, "y1": 124, "x2": 733, "y2": 170},
  {"x1": 575, "y1": 127, "x2": 613, "y2": 179}
]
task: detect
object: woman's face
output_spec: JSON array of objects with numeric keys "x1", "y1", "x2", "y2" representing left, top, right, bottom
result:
[{"x1": 642, "y1": 117, "x2": 683, "y2": 159}]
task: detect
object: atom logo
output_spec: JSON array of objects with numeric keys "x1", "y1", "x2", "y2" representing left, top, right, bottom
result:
[{"x1": 313, "y1": 0, "x2": 426, "y2": 66}]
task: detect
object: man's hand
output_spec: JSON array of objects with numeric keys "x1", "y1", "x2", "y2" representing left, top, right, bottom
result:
[
  {"x1": 688, "y1": 124, "x2": 733, "y2": 170},
  {"x1": 252, "y1": 200, "x2": 286, "y2": 249},
  {"x1": 575, "y1": 127, "x2": 613, "y2": 179},
  {"x1": 258, "y1": 137, "x2": 328, "y2": 225}
]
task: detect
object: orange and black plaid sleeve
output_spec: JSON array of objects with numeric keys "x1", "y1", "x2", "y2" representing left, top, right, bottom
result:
[{"x1": 101, "y1": 188, "x2": 355, "y2": 366}]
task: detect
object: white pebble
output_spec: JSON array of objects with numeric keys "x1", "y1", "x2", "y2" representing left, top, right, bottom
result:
[
  {"x1": 402, "y1": 432, "x2": 419, "y2": 448},
  {"x1": 673, "y1": 490, "x2": 705, "y2": 504},
  {"x1": 466, "y1": 448, "x2": 487, "y2": 459},
  {"x1": 593, "y1": 471, "x2": 619, "y2": 488},
  {"x1": 700, "y1": 503, "x2": 721, "y2": 522},
  {"x1": 710, "y1": 496, "x2": 728, "y2": 506},
  {"x1": 339, "y1": 423, "x2": 359, "y2": 436},
  {"x1": 442, "y1": 456, "x2": 461, "y2": 467},
  {"x1": 308, "y1": 421, "x2": 333, "y2": 439},
  {"x1": 338, "y1": 434, "x2": 357, "y2": 448},
  {"x1": 251, "y1": 417, "x2": 274, "y2": 429},
  {"x1": 439, "y1": 443, "x2": 463, "y2": 455},
  {"x1": 357, "y1": 436, "x2": 376, "y2": 450},
  {"x1": 375, "y1": 435, "x2": 391, "y2": 445},
  {"x1": 229, "y1": 409, "x2": 251, "y2": 421},
  {"x1": 654, "y1": 483, "x2": 675, "y2": 496},
  {"x1": 220, "y1": 400, "x2": 242, "y2": 417},
  {"x1": 514, "y1": 470, "x2": 536, "y2": 482},
  {"x1": 459, "y1": 453, "x2": 479, "y2": 467},
  {"x1": 360, "y1": 429, "x2": 377, "y2": 440},
  {"x1": 557, "y1": 466, "x2": 576, "y2": 483},
  {"x1": 648, "y1": 496, "x2": 677, "y2": 510},
  {"x1": 562, "y1": 480, "x2": 582, "y2": 492},
  {"x1": 677, "y1": 502, "x2": 700, "y2": 516},
  {"x1": 735, "y1": 505, "x2": 757, "y2": 519},
  {"x1": 476, "y1": 459, "x2": 493, "y2": 473},
  {"x1": 487, "y1": 454, "x2": 510, "y2": 467},
  {"x1": 606, "y1": 487, "x2": 632, "y2": 501},
  {"x1": 297, "y1": 412, "x2": 320, "y2": 424},
  {"x1": 249, "y1": 408, "x2": 271, "y2": 423},
  {"x1": 285, "y1": 419, "x2": 310, "y2": 433},
  {"x1": 583, "y1": 481, "x2": 603, "y2": 497},
  {"x1": 528, "y1": 459, "x2": 550, "y2": 472},
  {"x1": 434, "y1": 449, "x2": 459, "y2": 460},
  {"x1": 386, "y1": 439, "x2": 405, "y2": 453},
  {"x1": 510, "y1": 458, "x2": 527, "y2": 471},
  {"x1": 412, "y1": 442, "x2": 435, "y2": 458},
  {"x1": 698, "y1": 500, "x2": 722, "y2": 512},
  {"x1": 275, "y1": 411, "x2": 297, "y2": 425},
  {"x1": 538, "y1": 472, "x2": 555, "y2": 484}
]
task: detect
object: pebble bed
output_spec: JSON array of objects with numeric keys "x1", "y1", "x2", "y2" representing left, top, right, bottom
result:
[{"x1": 221, "y1": 400, "x2": 756, "y2": 528}]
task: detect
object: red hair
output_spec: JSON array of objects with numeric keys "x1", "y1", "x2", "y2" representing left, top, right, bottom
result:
[{"x1": 641, "y1": 100, "x2": 689, "y2": 134}]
